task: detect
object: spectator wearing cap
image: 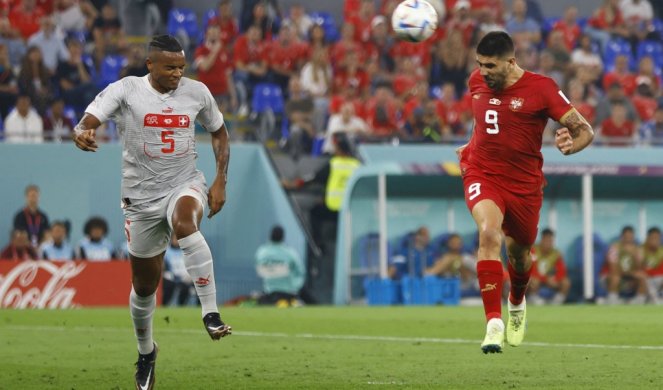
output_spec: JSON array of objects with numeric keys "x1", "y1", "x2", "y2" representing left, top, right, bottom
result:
[
  {"x1": 640, "y1": 103, "x2": 663, "y2": 146},
  {"x1": 76, "y1": 216, "x2": 116, "y2": 261}
]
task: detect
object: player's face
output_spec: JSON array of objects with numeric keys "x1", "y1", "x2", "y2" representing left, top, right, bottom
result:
[
  {"x1": 476, "y1": 54, "x2": 513, "y2": 91},
  {"x1": 147, "y1": 50, "x2": 186, "y2": 92}
]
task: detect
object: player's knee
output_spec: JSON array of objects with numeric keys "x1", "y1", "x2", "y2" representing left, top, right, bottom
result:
[
  {"x1": 172, "y1": 220, "x2": 198, "y2": 239},
  {"x1": 478, "y1": 227, "x2": 502, "y2": 252},
  {"x1": 133, "y1": 283, "x2": 158, "y2": 297}
]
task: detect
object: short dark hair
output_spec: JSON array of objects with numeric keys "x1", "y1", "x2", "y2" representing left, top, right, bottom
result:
[
  {"x1": 270, "y1": 225, "x2": 284, "y2": 242},
  {"x1": 476, "y1": 31, "x2": 515, "y2": 58},
  {"x1": 541, "y1": 228, "x2": 555, "y2": 237},
  {"x1": 622, "y1": 225, "x2": 634, "y2": 235},
  {"x1": 333, "y1": 132, "x2": 353, "y2": 155},
  {"x1": 647, "y1": 227, "x2": 661, "y2": 236},
  {"x1": 148, "y1": 35, "x2": 183, "y2": 53},
  {"x1": 84, "y1": 216, "x2": 109, "y2": 236}
]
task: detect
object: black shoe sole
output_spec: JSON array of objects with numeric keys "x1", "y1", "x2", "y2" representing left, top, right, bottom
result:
[{"x1": 481, "y1": 344, "x2": 503, "y2": 354}]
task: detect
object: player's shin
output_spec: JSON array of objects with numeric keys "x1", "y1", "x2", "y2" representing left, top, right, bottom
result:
[
  {"x1": 477, "y1": 260, "x2": 504, "y2": 321},
  {"x1": 507, "y1": 261, "x2": 532, "y2": 306},
  {"x1": 178, "y1": 231, "x2": 219, "y2": 317},
  {"x1": 130, "y1": 287, "x2": 156, "y2": 354}
]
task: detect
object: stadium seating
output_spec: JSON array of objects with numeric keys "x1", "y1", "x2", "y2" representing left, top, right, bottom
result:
[
  {"x1": 603, "y1": 38, "x2": 634, "y2": 72},
  {"x1": 167, "y1": 8, "x2": 200, "y2": 46},
  {"x1": 636, "y1": 40, "x2": 663, "y2": 72},
  {"x1": 570, "y1": 233, "x2": 609, "y2": 299},
  {"x1": 363, "y1": 277, "x2": 401, "y2": 305},
  {"x1": 401, "y1": 275, "x2": 461, "y2": 305},
  {"x1": 252, "y1": 83, "x2": 285, "y2": 114},
  {"x1": 98, "y1": 55, "x2": 128, "y2": 89},
  {"x1": 309, "y1": 11, "x2": 340, "y2": 42},
  {"x1": 63, "y1": 106, "x2": 78, "y2": 125}
]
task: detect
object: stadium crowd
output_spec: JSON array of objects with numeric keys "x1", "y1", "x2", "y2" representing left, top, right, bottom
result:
[{"x1": 0, "y1": 0, "x2": 663, "y2": 150}]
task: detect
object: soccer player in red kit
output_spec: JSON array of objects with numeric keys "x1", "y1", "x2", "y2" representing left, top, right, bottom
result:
[{"x1": 456, "y1": 32, "x2": 594, "y2": 354}]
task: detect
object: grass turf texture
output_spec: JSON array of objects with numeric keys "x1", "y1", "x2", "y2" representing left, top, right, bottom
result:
[{"x1": 1, "y1": 305, "x2": 662, "y2": 389}]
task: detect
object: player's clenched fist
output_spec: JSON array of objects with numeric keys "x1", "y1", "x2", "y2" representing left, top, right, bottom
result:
[
  {"x1": 207, "y1": 179, "x2": 226, "y2": 218},
  {"x1": 73, "y1": 127, "x2": 98, "y2": 152},
  {"x1": 555, "y1": 128, "x2": 574, "y2": 155}
]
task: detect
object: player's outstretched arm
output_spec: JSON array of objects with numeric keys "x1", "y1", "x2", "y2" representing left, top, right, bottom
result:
[
  {"x1": 208, "y1": 124, "x2": 230, "y2": 218},
  {"x1": 555, "y1": 108, "x2": 594, "y2": 155},
  {"x1": 73, "y1": 113, "x2": 103, "y2": 152}
]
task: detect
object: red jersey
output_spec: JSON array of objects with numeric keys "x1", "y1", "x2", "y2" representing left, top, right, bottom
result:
[
  {"x1": 463, "y1": 70, "x2": 573, "y2": 193},
  {"x1": 603, "y1": 71, "x2": 637, "y2": 96},
  {"x1": 233, "y1": 35, "x2": 267, "y2": 66},
  {"x1": 632, "y1": 95, "x2": 658, "y2": 121},
  {"x1": 194, "y1": 45, "x2": 233, "y2": 95},
  {"x1": 206, "y1": 16, "x2": 239, "y2": 46},
  {"x1": 551, "y1": 20, "x2": 581, "y2": 51},
  {"x1": 600, "y1": 118, "x2": 635, "y2": 145}
]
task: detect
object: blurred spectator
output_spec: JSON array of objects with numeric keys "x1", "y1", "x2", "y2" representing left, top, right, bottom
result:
[
  {"x1": 43, "y1": 97, "x2": 75, "y2": 141},
  {"x1": 641, "y1": 226, "x2": 663, "y2": 304},
  {"x1": 425, "y1": 233, "x2": 477, "y2": 290},
  {"x1": 333, "y1": 50, "x2": 369, "y2": 97},
  {"x1": 76, "y1": 216, "x2": 115, "y2": 261},
  {"x1": 603, "y1": 54, "x2": 637, "y2": 96},
  {"x1": 391, "y1": 38, "x2": 432, "y2": 74},
  {"x1": 243, "y1": 0, "x2": 279, "y2": 40},
  {"x1": 536, "y1": 50, "x2": 564, "y2": 87},
  {"x1": 91, "y1": 3, "x2": 125, "y2": 57},
  {"x1": 364, "y1": 15, "x2": 396, "y2": 85},
  {"x1": 632, "y1": 81, "x2": 658, "y2": 122},
  {"x1": 545, "y1": 29, "x2": 571, "y2": 75},
  {"x1": 323, "y1": 101, "x2": 368, "y2": 154},
  {"x1": 300, "y1": 47, "x2": 331, "y2": 133},
  {"x1": 162, "y1": 234, "x2": 194, "y2": 306},
  {"x1": 0, "y1": 42, "x2": 18, "y2": 119},
  {"x1": 119, "y1": 43, "x2": 148, "y2": 78},
  {"x1": 0, "y1": 229, "x2": 38, "y2": 260},
  {"x1": 194, "y1": 24, "x2": 236, "y2": 112},
  {"x1": 639, "y1": 104, "x2": 663, "y2": 146},
  {"x1": 570, "y1": 34, "x2": 603, "y2": 79},
  {"x1": 8, "y1": 0, "x2": 46, "y2": 40},
  {"x1": 255, "y1": 225, "x2": 306, "y2": 305},
  {"x1": 268, "y1": 23, "x2": 309, "y2": 94},
  {"x1": 599, "y1": 101, "x2": 637, "y2": 146},
  {"x1": 595, "y1": 82, "x2": 637, "y2": 124},
  {"x1": 233, "y1": 25, "x2": 268, "y2": 116},
  {"x1": 27, "y1": 15, "x2": 69, "y2": 74},
  {"x1": 389, "y1": 226, "x2": 435, "y2": 279},
  {"x1": 39, "y1": 220, "x2": 74, "y2": 260},
  {"x1": 566, "y1": 78, "x2": 596, "y2": 127},
  {"x1": 206, "y1": 0, "x2": 239, "y2": 47},
  {"x1": 585, "y1": 0, "x2": 629, "y2": 53},
  {"x1": 635, "y1": 56, "x2": 661, "y2": 95},
  {"x1": 364, "y1": 84, "x2": 399, "y2": 137},
  {"x1": 331, "y1": 23, "x2": 362, "y2": 69},
  {"x1": 55, "y1": 39, "x2": 97, "y2": 112},
  {"x1": 529, "y1": 228, "x2": 570, "y2": 305},
  {"x1": 603, "y1": 225, "x2": 648, "y2": 304},
  {"x1": 347, "y1": 0, "x2": 375, "y2": 44},
  {"x1": 18, "y1": 45, "x2": 54, "y2": 114},
  {"x1": 445, "y1": 0, "x2": 477, "y2": 47},
  {"x1": 506, "y1": 0, "x2": 541, "y2": 45},
  {"x1": 4, "y1": 94, "x2": 44, "y2": 143},
  {"x1": 551, "y1": 6, "x2": 581, "y2": 51},
  {"x1": 0, "y1": 16, "x2": 27, "y2": 68},
  {"x1": 285, "y1": 2, "x2": 313, "y2": 41},
  {"x1": 284, "y1": 77, "x2": 315, "y2": 157},
  {"x1": 53, "y1": 0, "x2": 98, "y2": 33},
  {"x1": 392, "y1": 57, "x2": 419, "y2": 101},
  {"x1": 434, "y1": 82, "x2": 472, "y2": 138},
  {"x1": 619, "y1": 0, "x2": 655, "y2": 44},
  {"x1": 13, "y1": 184, "x2": 50, "y2": 248},
  {"x1": 403, "y1": 81, "x2": 446, "y2": 142},
  {"x1": 307, "y1": 23, "x2": 328, "y2": 52},
  {"x1": 430, "y1": 29, "x2": 470, "y2": 96}
]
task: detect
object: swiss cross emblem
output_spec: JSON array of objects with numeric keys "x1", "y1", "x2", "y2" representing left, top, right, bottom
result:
[
  {"x1": 510, "y1": 98, "x2": 524, "y2": 111},
  {"x1": 178, "y1": 116, "x2": 188, "y2": 126}
]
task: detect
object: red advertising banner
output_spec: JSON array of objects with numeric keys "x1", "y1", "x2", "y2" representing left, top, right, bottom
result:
[{"x1": 0, "y1": 260, "x2": 161, "y2": 308}]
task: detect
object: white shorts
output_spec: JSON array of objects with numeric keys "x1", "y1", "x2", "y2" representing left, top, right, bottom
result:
[{"x1": 123, "y1": 180, "x2": 208, "y2": 258}]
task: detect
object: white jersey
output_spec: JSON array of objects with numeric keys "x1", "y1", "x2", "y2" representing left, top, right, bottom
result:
[{"x1": 85, "y1": 75, "x2": 224, "y2": 204}]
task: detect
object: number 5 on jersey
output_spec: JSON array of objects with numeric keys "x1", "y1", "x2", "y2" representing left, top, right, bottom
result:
[
  {"x1": 161, "y1": 130, "x2": 175, "y2": 153},
  {"x1": 485, "y1": 110, "x2": 499, "y2": 134}
]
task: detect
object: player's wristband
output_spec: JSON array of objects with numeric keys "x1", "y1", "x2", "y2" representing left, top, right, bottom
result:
[{"x1": 73, "y1": 124, "x2": 86, "y2": 137}]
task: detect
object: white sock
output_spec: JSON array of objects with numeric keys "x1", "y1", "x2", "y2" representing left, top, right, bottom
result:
[
  {"x1": 178, "y1": 231, "x2": 218, "y2": 317},
  {"x1": 508, "y1": 294, "x2": 525, "y2": 311},
  {"x1": 130, "y1": 287, "x2": 156, "y2": 355}
]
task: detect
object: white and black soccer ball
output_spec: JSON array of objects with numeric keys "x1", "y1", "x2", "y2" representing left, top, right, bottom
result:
[{"x1": 391, "y1": 0, "x2": 439, "y2": 43}]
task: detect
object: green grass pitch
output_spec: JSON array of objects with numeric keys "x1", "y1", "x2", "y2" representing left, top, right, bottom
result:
[{"x1": 1, "y1": 305, "x2": 662, "y2": 389}]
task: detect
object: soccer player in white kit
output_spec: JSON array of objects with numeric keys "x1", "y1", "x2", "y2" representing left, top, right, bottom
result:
[{"x1": 73, "y1": 35, "x2": 231, "y2": 390}]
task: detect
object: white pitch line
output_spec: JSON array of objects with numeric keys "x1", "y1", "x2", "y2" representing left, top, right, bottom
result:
[{"x1": 2, "y1": 325, "x2": 663, "y2": 351}]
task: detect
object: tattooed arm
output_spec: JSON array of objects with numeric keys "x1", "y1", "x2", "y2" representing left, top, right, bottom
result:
[
  {"x1": 555, "y1": 108, "x2": 594, "y2": 155},
  {"x1": 207, "y1": 124, "x2": 230, "y2": 218}
]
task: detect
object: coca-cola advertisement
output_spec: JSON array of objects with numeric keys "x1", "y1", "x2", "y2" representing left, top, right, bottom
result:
[{"x1": 0, "y1": 260, "x2": 142, "y2": 308}]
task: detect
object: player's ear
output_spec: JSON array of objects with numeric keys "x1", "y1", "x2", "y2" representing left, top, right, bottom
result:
[{"x1": 146, "y1": 57, "x2": 153, "y2": 71}]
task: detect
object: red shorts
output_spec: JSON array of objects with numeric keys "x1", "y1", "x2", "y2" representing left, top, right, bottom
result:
[{"x1": 462, "y1": 172, "x2": 542, "y2": 246}]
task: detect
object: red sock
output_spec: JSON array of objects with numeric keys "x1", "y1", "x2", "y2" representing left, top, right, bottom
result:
[
  {"x1": 508, "y1": 261, "x2": 532, "y2": 306},
  {"x1": 476, "y1": 260, "x2": 504, "y2": 322}
]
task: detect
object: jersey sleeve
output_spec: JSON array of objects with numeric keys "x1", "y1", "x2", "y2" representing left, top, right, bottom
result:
[
  {"x1": 196, "y1": 83, "x2": 225, "y2": 133},
  {"x1": 541, "y1": 77, "x2": 573, "y2": 122},
  {"x1": 84, "y1": 80, "x2": 124, "y2": 123}
]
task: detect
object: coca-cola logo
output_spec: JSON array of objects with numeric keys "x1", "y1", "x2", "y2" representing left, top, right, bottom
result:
[{"x1": 0, "y1": 261, "x2": 86, "y2": 309}]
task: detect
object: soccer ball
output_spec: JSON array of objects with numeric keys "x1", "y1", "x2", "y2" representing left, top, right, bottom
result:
[{"x1": 391, "y1": 0, "x2": 438, "y2": 43}]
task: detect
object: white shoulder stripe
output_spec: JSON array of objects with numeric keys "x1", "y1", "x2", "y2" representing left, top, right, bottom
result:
[{"x1": 558, "y1": 90, "x2": 571, "y2": 104}]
